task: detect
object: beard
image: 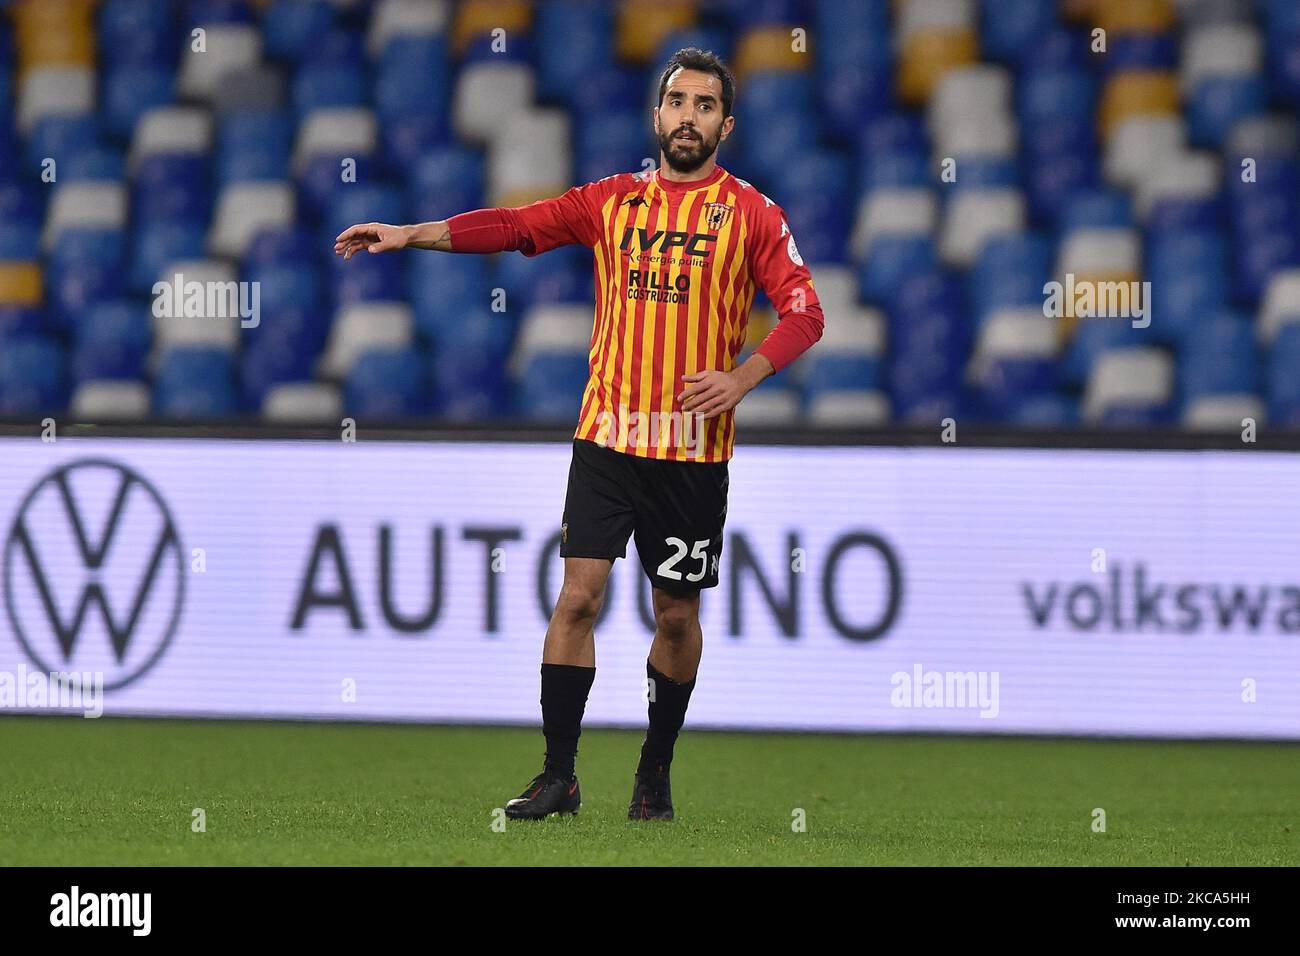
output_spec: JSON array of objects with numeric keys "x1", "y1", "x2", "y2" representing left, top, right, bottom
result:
[{"x1": 656, "y1": 123, "x2": 719, "y2": 173}]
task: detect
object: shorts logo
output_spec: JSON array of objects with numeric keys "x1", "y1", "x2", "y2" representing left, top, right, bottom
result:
[
  {"x1": 561, "y1": 523, "x2": 568, "y2": 545},
  {"x1": 704, "y1": 202, "x2": 733, "y2": 231}
]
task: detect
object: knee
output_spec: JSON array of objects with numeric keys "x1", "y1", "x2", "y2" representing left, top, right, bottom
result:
[
  {"x1": 654, "y1": 597, "x2": 698, "y2": 644},
  {"x1": 554, "y1": 582, "x2": 603, "y2": 630}
]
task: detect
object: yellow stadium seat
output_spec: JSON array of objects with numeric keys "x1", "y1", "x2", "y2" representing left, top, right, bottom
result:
[
  {"x1": 1099, "y1": 71, "x2": 1179, "y2": 140},
  {"x1": 617, "y1": 0, "x2": 697, "y2": 64},
  {"x1": 1056, "y1": 271, "x2": 1143, "y2": 338},
  {"x1": 733, "y1": 27, "x2": 806, "y2": 78},
  {"x1": 1096, "y1": 0, "x2": 1175, "y2": 34},
  {"x1": 18, "y1": 30, "x2": 95, "y2": 75},
  {"x1": 0, "y1": 262, "x2": 43, "y2": 307},
  {"x1": 897, "y1": 28, "x2": 977, "y2": 106},
  {"x1": 450, "y1": 0, "x2": 532, "y2": 59}
]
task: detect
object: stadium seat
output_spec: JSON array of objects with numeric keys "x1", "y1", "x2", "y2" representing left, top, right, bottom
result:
[
  {"x1": 262, "y1": 381, "x2": 343, "y2": 423},
  {"x1": 70, "y1": 380, "x2": 152, "y2": 420},
  {"x1": 319, "y1": 302, "x2": 415, "y2": 379}
]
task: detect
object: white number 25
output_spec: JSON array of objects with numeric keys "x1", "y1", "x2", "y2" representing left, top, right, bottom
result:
[{"x1": 657, "y1": 537, "x2": 710, "y2": 582}]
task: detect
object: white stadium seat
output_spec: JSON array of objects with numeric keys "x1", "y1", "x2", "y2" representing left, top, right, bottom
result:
[
  {"x1": 733, "y1": 390, "x2": 801, "y2": 426},
  {"x1": 367, "y1": 0, "x2": 451, "y2": 57},
  {"x1": 1083, "y1": 348, "x2": 1174, "y2": 422},
  {"x1": 42, "y1": 182, "x2": 128, "y2": 251},
  {"x1": 807, "y1": 390, "x2": 891, "y2": 426},
  {"x1": 208, "y1": 182, "x2": 296, "y2": 259},
  {"x1": 1104, "y1": 115, "x2": 1186, "y2": 188},
  {"x1": 1257, "y1": 269, "x2": 1300, "y2": 343},
  {"x1": 933, "y1": 115, "x2": 1019, "y2": 160},
  {"x1": 178, "y1": 24, "x2": 263, "y2": 102},
  {"x1": 319, "y1": 302, "x2": 414, "y2": 379},
  {"x1": 897, "y1": 0, "x2": 975, "y2": 43},
  {"x1": 1056, "y1": 227, "x2": 1141, "y2": 277},
  {"x1": 150, "y1": 259, "x2": 244, "y2": 361},
  {"x1": 293, "y1": 108, "x2": 378, "y2": 172},
  {"x1": 16, "y1": 66, "x2": 94, "y2": 134},
  {"x1": 968, "y1": 309, "x2": 1059, "y2": 382},
  {"x1": 510, "y1": 305, "x2": 593, "y2": 376},
  {"x1": 939, "y1": 189, "x2": 1025, "y2": 267},
  {"x1": 488, "y1": 108, "x2": 572, "y2": 205},
  {"x1": 263, "y1": 382, "x2": 344, "y2": 423},
  {"x1": 929, "y1": 66, "x2": 1012, "y2": 138},
  {"x1": 1181, "y1": 23, "x2": 1262, "y2": 93},
  {"x1": 850, "y1": 189, "x2": 938, "y2": 261},
  {"x1": 70, "y1": 381, "x2": 151, "y2": 421},
  {"x1": 452, "y1": 62, "x2": 536, "y2": 144},
  {"x1": 1182, "y1": 394, "x2": 1265, "y2": 431},
  {"x1": 129, "y1": 107, "x2": 213, "y2": 171},
  {"x1": 1134, "y1": 151, "x2": 1220, "y2": 220}
]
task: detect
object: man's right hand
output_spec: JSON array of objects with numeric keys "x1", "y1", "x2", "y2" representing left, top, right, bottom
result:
[{"x1": 334, "y1": 222, "x2": 411, "y2": 260}]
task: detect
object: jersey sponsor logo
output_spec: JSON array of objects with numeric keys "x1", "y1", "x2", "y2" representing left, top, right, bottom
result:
[{"x1": 619, "y1": 226, "x2": 717, "y2": 258}]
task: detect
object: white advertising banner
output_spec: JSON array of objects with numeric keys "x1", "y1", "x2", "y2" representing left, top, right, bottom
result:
[{"x1": 1, "y1": 437, "x2": 1298, "y2": 738}]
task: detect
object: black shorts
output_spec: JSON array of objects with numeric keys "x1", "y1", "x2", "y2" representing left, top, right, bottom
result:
[{"x1": 559, "y1": 439, "x2": 729, "y2": 593}]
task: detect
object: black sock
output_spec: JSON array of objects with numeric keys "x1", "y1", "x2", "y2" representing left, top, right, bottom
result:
[
  {"x1": 540, "y1": 663, "x2": 595, "y2": 780},
  {"x1": 638, "y1": 660, "x2": 695, "y2": 774}
]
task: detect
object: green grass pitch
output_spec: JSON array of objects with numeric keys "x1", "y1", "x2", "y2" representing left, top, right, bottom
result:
[{"x1": 2, "y1": 717, "x2": 1296, "y2": 866}]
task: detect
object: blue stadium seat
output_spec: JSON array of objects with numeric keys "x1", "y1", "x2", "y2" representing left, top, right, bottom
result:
[
  {"x1": 0, "y1": 337, "x2": 68, "y2": 414},
  {"x1": 861, "y1": 151, "x2": 930, "y2": 190},
  {"x1": 72, "y1": 302, "x2": 152, "y2": 381},
  {"x1": 1188, "y1": 76, "x2": 1268, "y2": 148},
  {"x1": 133, "y1": 153, "x2": 211, "y2": 225},
  {"x1": 802, "y1": 354, "x2": 883, "y2": 402},
  {"x1": 131, "y1": 221, "x2": 208, "y2": 294},
  {"x1": 1060, "y1": 190, "x2": 1132, "y2": 232},
  {"x1": 515, "y1": 352, "x2": 589, "y2": 422},
  {"x1": 1180, "y1": 312, "x2": 1257, "y2": 401},
  {"x1": 1267, "y1": 325, "x2": 1300, "y2": 424},
  {"x1": 496, "y1": 245, "x2": 591, "y2": 312},
  {"x1": 575, "y1": 110, "x2": 649, "y2": 187},
  {"x1": 375, "y1": 35, "x2": 449, "y2": 125},
  {"x1": 778, "y1": 152, "x2": 853, "y2": 264},
  {"x1": 293, "y1": 65, "x2": 368, "y2": 121},
  {"x1": 155, "y1": 346, "x2": 238, "y2": 418},
  {"x1": 100, "y1": 0, "x2": 178, "y2": 67},
  {"x1": 217, "y1": 111, "x2": 292, "y2": 186},
  {"x1": 26, "y1": 116, "x2": 99, "y2": 173},
  {"x1": 262, "y1": 0, "x2": 336, "y2": 62},
  {"x1": 409, "y1": 147, "x2": 486, "y2": 223},
  {"x1": 48, "y1": 228, "x2": 126, "y2": 328},
  {"x1": 344, "y1": 348, "x2": 430, "y2": 418},
  {"x1": 410, "y1": 254, "x2": 495, "y2": 341},
  {"x1": 536, "y1": 1, "x2": 615, "y2": 102},
  {"x1": 859, "y1": 237, "x2": 938, "y2": 305},
  {"x1": 183, "y1": 0, "x2": 254, "y2": 30},
  {"x1": 982, "y1": 0, "x2": 1057, "y2": 64},
  {"x1": 970, "y1": 233, "x2": 1052, "y2": 325},
  {"x1": 103, "y1": 66, "x2": 175, "y2": 139}
]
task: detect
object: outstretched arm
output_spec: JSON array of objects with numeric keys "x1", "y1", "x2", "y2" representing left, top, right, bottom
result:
[
  {"x1": 333, "y1": 220, "x2": 450, "y2": 258},
  {"x1": 334, "y1": 179, "x2": 612, "y2": 261}
]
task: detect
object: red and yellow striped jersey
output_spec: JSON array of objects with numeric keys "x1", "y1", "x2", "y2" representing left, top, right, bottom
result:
[{"x1": 472, "y1": 164, "x2": 824, "y2": 462}]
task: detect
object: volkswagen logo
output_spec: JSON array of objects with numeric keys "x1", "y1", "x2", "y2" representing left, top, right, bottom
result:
[{"x1": 4, "y1": 459, "x2": 185, "y2": 690}]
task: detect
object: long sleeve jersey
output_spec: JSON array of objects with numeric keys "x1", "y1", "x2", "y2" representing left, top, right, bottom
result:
[{"x1": 446, "y1": 163, "x2": 824, "y2": 462}]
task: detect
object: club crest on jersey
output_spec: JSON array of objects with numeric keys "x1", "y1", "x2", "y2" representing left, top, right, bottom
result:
[{"x1": 703, "y1": 202, "x2": 734, "y2": 231}]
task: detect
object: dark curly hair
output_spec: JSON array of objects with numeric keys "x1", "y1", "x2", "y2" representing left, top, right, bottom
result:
[{"x1": 657, "y1": 47, "x2": 736, "y2": 118}]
